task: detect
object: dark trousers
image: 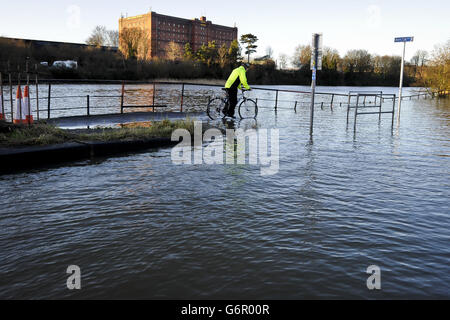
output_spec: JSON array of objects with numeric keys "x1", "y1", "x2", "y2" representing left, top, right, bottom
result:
[{"x1": 226, "y1": 88, "x2": 238, "y2": 116}]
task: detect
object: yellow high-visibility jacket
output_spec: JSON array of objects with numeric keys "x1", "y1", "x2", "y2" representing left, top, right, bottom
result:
[{"x1": 225, "y1": 66, "x2": 251, "y2": 90}]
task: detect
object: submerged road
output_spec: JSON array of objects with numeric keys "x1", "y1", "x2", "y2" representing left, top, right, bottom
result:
[{"x1": 47, "y1": 111, "x2": 208, "y2": 128}]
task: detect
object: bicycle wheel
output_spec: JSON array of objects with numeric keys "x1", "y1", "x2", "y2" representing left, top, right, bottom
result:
[
  {"x1": 207, "y1": 97, "x2": 227, "y2": 120},
  {"x1": 238, "y1": 99, "x2": 258, "y2": 119}
]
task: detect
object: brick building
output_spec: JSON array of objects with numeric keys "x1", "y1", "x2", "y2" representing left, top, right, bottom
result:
[{"x1": 119, "y1": 11, "x2": 238, "y2": 59}]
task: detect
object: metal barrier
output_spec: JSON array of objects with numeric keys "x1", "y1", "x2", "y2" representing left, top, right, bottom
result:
[
  {"x1": 346, "y1": 91, "x2": 396, "y2": 132},
  {"x1": 0, "y1": 75, "x2": 440, "y2": 123}
]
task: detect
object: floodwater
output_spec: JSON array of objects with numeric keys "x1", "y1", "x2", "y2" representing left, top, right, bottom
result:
[{"x1": 0, "y1": 85, "x2": 449, "y2": 299}]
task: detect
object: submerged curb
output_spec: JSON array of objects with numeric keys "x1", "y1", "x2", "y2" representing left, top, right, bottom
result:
[{"x1": 0, "y1": 138, "x2": 178, "y2": 173}]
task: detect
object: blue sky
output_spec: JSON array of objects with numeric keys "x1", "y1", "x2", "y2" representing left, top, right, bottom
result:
[{"x1": 1, "y1": 0, "x2": 448, "y2": 61}]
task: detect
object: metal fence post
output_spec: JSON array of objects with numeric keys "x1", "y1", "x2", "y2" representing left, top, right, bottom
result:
[
  {"x1": 152, "y1": 83, "x2": 156, "y2": 112},
  {"x1": 35, "y1": 65, "x2": 40, "y2": 121},
  {"x1": 0, "y1": 72, "x2": 4, "y2": 120},
  {"x1": 18, "y1": 71, "x2": 22, "y2": 124},
  {"x1": 180, "y1": 83, "x2": 185, "y2": 112},
  {"x1": 120, "y1": 81, "x2": 125, "y2": 114},
  {"x1": 275, "y1": 90, "x2": 279, "y2": 111},
  {"x1": 27, "y1": 64, "x2": 32, "y2": 125},
  {"x1": 47, "y1": 83, "x2": 51, "y2": 119},
  {"x1": 9, "y1": 72, "x2": 13, "y2": 122},
  {"x1": 391, "y1": 94, "x2": 396, "y2": 127},
  {"x1": 354, "y1": 94, "x2": 360, "y2": 133},
  {"x1": 87, "y1": 95, "x2": 90, "y2": 116},
  {"x1": 379, "y1": 99, "x2": 382, "y2": 121},
  {"x1": 346, "y1": 93, "x2": 351, "y2": 124}
]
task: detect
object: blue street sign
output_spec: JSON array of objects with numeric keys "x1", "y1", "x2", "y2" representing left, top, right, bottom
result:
[{"x1": 395, "y1": 37, "x2": 414, "y2": 42}]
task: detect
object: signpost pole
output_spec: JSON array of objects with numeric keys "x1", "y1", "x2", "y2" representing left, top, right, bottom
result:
[
  {"x1": 394, "y1": 36, "x2": 413, "y2": 125},
  {"x1": 397, "y1": 41, "x2": 406, "y2": 125},
  {"x1": 310, "y1": 67, "x2": 316, "y2": 137},
  {"x1": 310, "y1": 33, "x2": 322, "y2": 138}
]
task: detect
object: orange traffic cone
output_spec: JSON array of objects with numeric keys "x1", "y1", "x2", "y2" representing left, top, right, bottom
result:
[
  {"x1": 13, "y1": 85, "x2": 24, "y2": 124},
  {"x1": 23, "y1": 86, "x2": 33, "y2": 124}
]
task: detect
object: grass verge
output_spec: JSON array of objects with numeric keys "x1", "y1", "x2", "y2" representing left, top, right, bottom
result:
[{"x1": 0, "y1": 119, "x2": 196, "y2": 147}]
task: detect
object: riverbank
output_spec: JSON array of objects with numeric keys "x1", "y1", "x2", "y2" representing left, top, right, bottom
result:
[
  {"x1": 0, "y1": 120, "x2": 197, "y2": 173},
  {"x1": 0, "y1": 120, "x2": 195, "y2": 147}
]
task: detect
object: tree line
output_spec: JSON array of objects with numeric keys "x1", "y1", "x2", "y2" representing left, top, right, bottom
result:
[{"x1": 0, "y1": 24, "x2": 448, "y2": 94}]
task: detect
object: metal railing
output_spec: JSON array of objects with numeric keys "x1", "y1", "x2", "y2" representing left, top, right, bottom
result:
[
  {"x1": 346, "y1": 92, "x2": 397, "y2": 132},
  {"x1": 0, "y1": 76, "x2": 439, "y2": 123}
]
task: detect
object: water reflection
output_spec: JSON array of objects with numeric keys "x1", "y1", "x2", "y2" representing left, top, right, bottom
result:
[{"x1": 0, "y1": 88, "x2": 449, "y2": 299}]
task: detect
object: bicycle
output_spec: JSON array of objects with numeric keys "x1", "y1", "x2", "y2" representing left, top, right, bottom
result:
[{"x1": 207, "y1": 88, "x2": 258, "y2": 120}]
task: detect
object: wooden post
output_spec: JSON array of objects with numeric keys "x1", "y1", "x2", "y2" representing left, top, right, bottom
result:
[
  {"x1": 47, "y1": 83, "x2": 51, "y2": 119},
  {"x1": 330, "y1": 94, "x2": 334, "y2": 111},
  {"x1": 35, "y1": 64, "x2": 40, "y2": 121},
  {"x1": 180, "y1": 83, "x2": 185, "y2": 112},
  {"x1": 120, "y1": 81, "x2": 125, "y2": 114},
  {"x1": 87, "y1": 95, "x2": 90, "y2": 116},
  {"x1": 321, "y1": 102, "x2": 324, "y2": 110},
  {"x1": 294, "y1": 101, "x2": 297, "y2": 112}
]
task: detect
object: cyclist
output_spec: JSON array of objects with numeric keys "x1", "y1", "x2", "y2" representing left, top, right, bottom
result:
[{"x1": 224, "y1": 63, "x2": 251, "y2": 118}]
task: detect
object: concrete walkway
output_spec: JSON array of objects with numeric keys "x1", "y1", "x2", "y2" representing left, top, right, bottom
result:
[{"x1": 47, "y1": 111, "x2": 208, "y2": 128}]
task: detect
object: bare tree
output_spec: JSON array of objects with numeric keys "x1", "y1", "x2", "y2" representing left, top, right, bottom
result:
[
  {"x1": 87, "y1": 26, "x2": 119, "y2": 47},
  {"x1": 86, "y1": 26, "x2": 107, "y2": 47},
  {"x1": 278, "y1": 53, "x2": 288, "y2": 69},
  {"x1": 106, "y1": 30, "x2": 119, "y2": 47}
]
